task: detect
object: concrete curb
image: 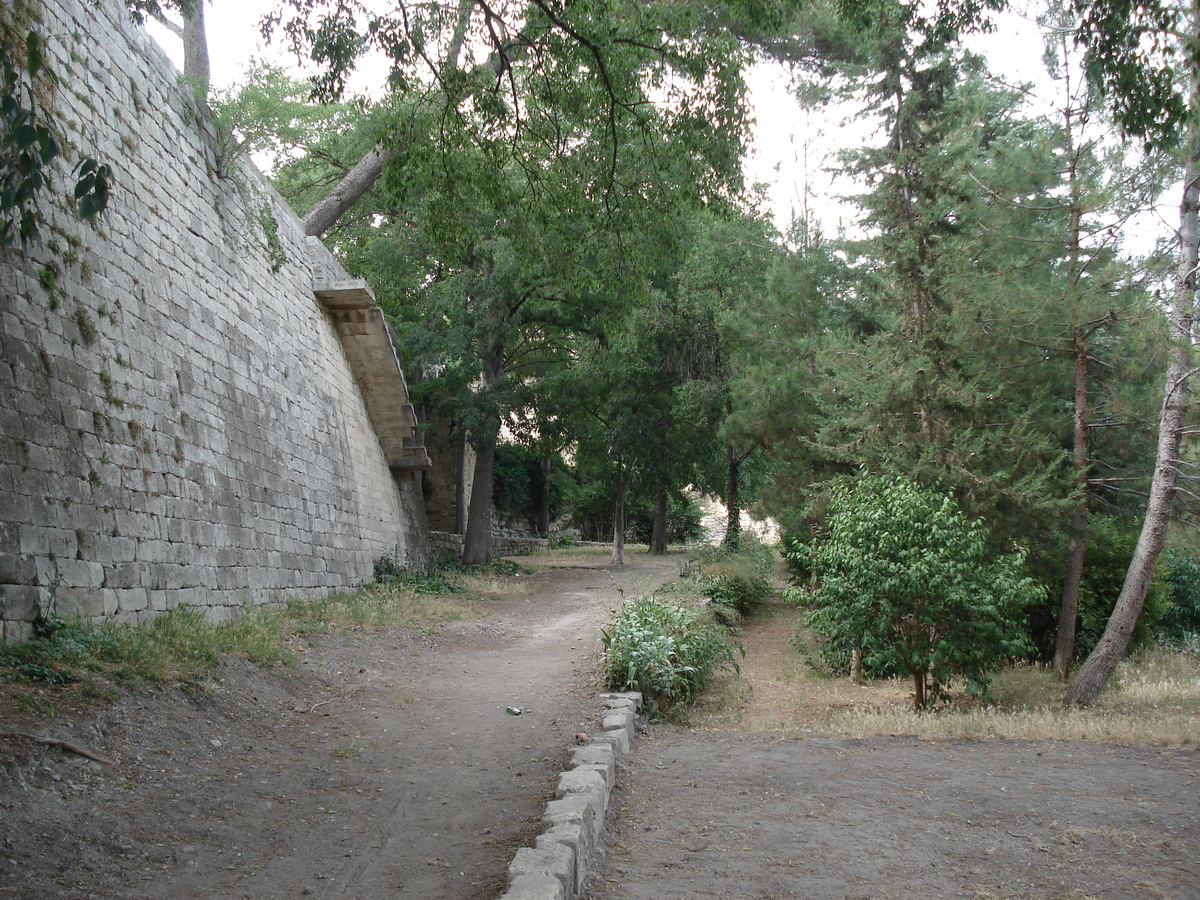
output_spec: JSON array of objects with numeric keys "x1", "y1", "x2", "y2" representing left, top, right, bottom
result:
[{"x1": 497, "y1": 691, "x2": 643, "y2": 900}]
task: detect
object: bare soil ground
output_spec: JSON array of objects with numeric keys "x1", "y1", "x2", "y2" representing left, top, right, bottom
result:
[
  {"x1": 2, "y1": 553, "x2": 1197, "y2": 900},
  {"x1": 589, "y1": 600, "x2": 1200, "y2": 900},
  {"x1": 0, "y1": 550, "x2": 678, "y2": 900}
]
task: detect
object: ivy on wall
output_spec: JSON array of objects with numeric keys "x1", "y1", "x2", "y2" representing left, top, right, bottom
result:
[{"x1": 1, "y1": 13, "x2": 110, "y2": 248}]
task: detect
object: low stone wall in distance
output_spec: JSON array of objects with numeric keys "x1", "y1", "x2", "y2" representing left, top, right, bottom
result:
[{"x1": 429, "y1": 532, "x2": 551, "y2": 559}]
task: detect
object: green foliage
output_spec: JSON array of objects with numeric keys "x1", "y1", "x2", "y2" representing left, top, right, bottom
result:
[
  {"x1": 0, "y1": 26, "x2": 109, "y2": 247},
  {"x1": 684, "y1": 538, "x2": 775, "y2": 616},
  {"x1": 567, "y1": 479, "x2": 704, "y2": 546},
  {"x1": 1161, "y1": 552, "x2": 1200, "y2": 643},
  {"x1": 1063, "y1": 517, "x2": 1171, "y2": 659},
  {"x1": 788, "y1": 474, "x2": 1043, "y2": 709},
  {"x1": 490, "y1": 443, "x2": 570, "y2": 531},
  {"x1": 1, "y1": 605, "x2": 290, "y2": 688},
  {"x1": 600, "y1": 595, "x2": 742, "y2": 712},
  {"x1": 630, "y1": 492, "x2": 707, "y2": 546},
  {"x1": 372, "y1": 554, "x2": 463, "y2": 594}
]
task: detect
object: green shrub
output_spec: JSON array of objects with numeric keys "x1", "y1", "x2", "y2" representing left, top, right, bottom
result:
[
  {"x1": 373, "y1": 554, "x2": 463, "y2": 593},
  {"x1": 684, "y1": 538, "x2": 775, "y2": 616},
  {"x1": 788, "y1": 473, "x2": 1042, "y2": 710},
  {"x1": 600, "y1": 595, "x2": 742, "y2": 711}
]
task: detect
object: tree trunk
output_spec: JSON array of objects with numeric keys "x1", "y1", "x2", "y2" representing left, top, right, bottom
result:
[
  {"x1": 302, "y1": 149, "x2": 389, "y2": 237},
  {"x1": 1055, "y1": 335, "x2": 1090, "y2": 680},
  {"x1": 461, "y1": 430, "x2": 496, "y2": 565},
  {"x1": 1064, "y1": 138, "x2": 1199, "y2": 707},
  {"x1": 722, "y1": 443, "x2": 741, "y2": 548},
  {"x1": 536, "y1": 457, "x2": 552, "y2": 535},
  {"x1": 649, "y1": 489, "x2": 668, "y2": 555},
  {"x1": 182, "y1": 1, "x2": 210, "y2": 86},
  {"x1": 454, "y1": 422, "x2": 467, "y2": 534},
  {"x1": 911, "y1": 668, "x2": 926, "y2": 712},
  {"x1": 461, "y1": 331, "x2": 504, "y2": 566},
  {"x1": 612, "y1": 464, "x2": 632, "y2": 566},
  {"x1": 850, "y1": 649, "x2": 864, "y2": 685}
]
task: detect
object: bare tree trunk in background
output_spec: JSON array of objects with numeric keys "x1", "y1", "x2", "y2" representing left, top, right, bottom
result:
[
  {"x1": 722, "y1": 443, "x2": 741, "y2": 548},
  {"x1": 454, "y1": 423, "x2": 468, "y2": 534},
  {"x1": 1064, "y1": 129, "x2": 1199, "y2": 707},
  {"x1": 1055, "y1": 335, "x2": 1090, "y2": 680},
  {"x1": 461, "y1": 333, "x2": 504, "y2": 566},
  {"x1": 1054, "y1": 56, "x2": 1092, "y2": 682},
  {"x1": 461, "y1": 432, "x2": 496, "y2": 566},
  {"x1": 612, "y1": 463, "x2": 632, "y2": 566},
  {"x1": 649, "y1": 490, "x2": 668, "y2": 555},
  {"x1": 537, "y1": 457, "x2": 552, "y2": 535}
]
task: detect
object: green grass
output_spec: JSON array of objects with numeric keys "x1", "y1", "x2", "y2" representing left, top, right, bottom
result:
[{"x1": 0, "y1": 564, "x2": 496, "y2": 702}]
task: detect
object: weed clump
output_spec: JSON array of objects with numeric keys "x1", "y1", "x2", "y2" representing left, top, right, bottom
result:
[{"x1": 600, "y1": 594, "x2": 742, "y2": 714}]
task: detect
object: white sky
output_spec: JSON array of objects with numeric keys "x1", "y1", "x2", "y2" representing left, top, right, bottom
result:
[{"x1": 146, "y1": 1, "x2": 1172, "y2": 252}]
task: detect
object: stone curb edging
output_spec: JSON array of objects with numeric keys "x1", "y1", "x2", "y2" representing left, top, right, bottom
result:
[{"x1": 498, "y1": 691, "x2": 643, "y2": 900}]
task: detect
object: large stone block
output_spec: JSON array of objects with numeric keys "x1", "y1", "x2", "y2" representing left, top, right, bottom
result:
[
  {"x1": 508, "y1": 844, "x2": 574, "y2": 898},
  {"x1": 0, "y1": 585, "x2": 42, "y2": 621}
]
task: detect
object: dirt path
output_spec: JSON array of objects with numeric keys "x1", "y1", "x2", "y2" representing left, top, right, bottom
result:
[
  {"x1": 588, "y1": 604, "x2": 1200, "y2": 900},
  {"x1": 0, "y1": 550, "x2": 679, "y2": 900},
  {"x1": 4, "y1": 555, "x2": 1198, "y2": 900}
]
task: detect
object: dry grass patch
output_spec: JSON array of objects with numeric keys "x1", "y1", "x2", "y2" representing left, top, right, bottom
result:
[
  {"x1": 285, "y1": 584, "x2": 480, "y2": 631},
  {"x1": 688, "y1": 601, "x2": 1200, "y2": 746},
  {"x1": 455, "y1": 571, "x2": 534, "y2": 598},
  {"x1": 519, "y1": 546, "x2": 648, "y2": 569}
]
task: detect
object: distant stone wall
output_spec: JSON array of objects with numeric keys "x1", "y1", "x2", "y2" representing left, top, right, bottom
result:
[
  {"x1": 429, "y1": 532, "x2": 549, "y2": 558},
  {"x1": 0, "y1": 0, "x2": 429, "y2": 640}
]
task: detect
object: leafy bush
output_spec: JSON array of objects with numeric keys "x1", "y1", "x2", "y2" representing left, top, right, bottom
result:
[
  {"x1": 600, "y1": 595, "x2": 742, "y2": 711},
  {"x1": 788, "y1": 474, "x2": 1042, "y2": 710},
  {"x1": 373, "y1": 554, "x2": 463, "y2": 593},
  {"x1": 684, "y1": 538, "x2": 775, "y2": 616}
]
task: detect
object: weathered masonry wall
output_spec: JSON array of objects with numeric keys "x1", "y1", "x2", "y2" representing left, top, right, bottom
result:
[{"x1": 0, "y1": 0, "x2": 430, "y2": 640}]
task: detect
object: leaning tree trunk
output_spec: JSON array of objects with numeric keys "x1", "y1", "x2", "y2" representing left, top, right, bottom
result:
[
  {"x1": 649, "y1": 489, "x2": 668, "y2": 555},
  {"x1": 300, "y1": 0, "x2": 521, "y2": 237},
  {"x1": 1055, "y1": 334, "x2": 1090, "y2": 680},
  {"x1": 1064, "y1": 142, "x2": 1199, "y2": 707}
]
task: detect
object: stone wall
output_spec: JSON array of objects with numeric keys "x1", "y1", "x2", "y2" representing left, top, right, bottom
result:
[
  {"x1": 429, "y1": 531, "x2": 549, "y2": 558},
  {"x1": 0, "y1": 0, "x2": 430, "y2": 640}
]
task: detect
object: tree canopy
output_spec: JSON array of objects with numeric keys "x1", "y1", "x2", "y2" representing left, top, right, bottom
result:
[{"x1": 191, "y1": 0, "x2": 1200, "y2": 704}]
